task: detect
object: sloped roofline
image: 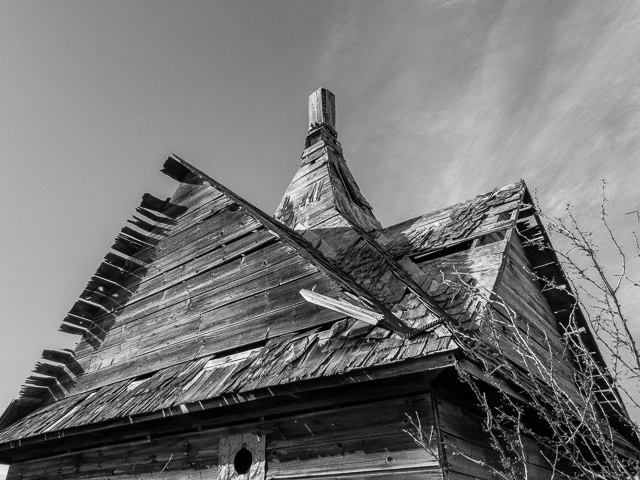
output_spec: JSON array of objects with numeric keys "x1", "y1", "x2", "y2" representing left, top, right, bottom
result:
[
  {"x1": 384, "y1": 180, "x2": 525, "y2": 233},
  {"x1": 164, "y1": 155, "x2": 454, "y2": 333},
  {"x1": 496, "y1": 183, "x2": 637, "y2": 444},
  {"x1": 0, "y1": 154, "x2": 459, "y2": 447},
  {"x1": 163, "y1": 154, "x2": 380, "y2": 302},
  {"x1": 517, "y1": 183, "x2": 610, "y2": 379}
]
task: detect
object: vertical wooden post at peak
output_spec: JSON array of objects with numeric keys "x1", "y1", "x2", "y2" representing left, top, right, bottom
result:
[{"x1": 308, "y1": 87, "x2": 335, "y2": 131}]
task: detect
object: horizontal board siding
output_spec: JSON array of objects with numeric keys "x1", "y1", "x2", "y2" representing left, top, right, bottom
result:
[
  {"x1": 495, "y1": 236, "x2": 581, "y2": 400},
  {"x1": 7, "y1": 394, "x2": 442, "y2": 480},
  {"x1": 267, "y1": 471, "x2": 443, "y2": 480},
  {"x1": 434, "y1": 380, "x2": 554, "y2": 480},
  {"x1": 67, "y1": 198, "x2": 348, "y2": 394},
  {"x1": 416, "y1": 240, "x2": 506, "y2": 293},
  {"x1": 267, "y1": 433, "x2": 438, "y2": 478},
  {"x1": 72, "y1": 275, "x2": 343, "y2": 395},
  {"x1": 75, "y1": 236, "x2": 287, "y2": 360}
]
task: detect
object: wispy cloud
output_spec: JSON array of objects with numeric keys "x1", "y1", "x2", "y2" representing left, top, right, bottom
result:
[
  {"x1": 314, "y1": 1, "x2": 640, "y2": 219},
  {"x1": 309, "y1": 0, "x2": 640, "y2": 421},
  {"x1": 313, "y1": 0, "x2": 640, "y2": 340}
]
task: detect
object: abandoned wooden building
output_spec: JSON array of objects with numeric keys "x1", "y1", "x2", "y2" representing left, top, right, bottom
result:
[{"x1": 0, "y1": 88, "x2": 637, "y2": 479}]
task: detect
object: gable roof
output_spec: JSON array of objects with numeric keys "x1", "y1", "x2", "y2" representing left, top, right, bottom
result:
[
  {"x1": 0, "y1": 88, "x2": 632, "y2": 457},
  {"x1": 0, "y1": 151, "x2": 531, "y2": 449},
  {"x1": 0, "y1": 154, "x2": 462, "y2": 446},
  {"x1": 0, "y1": 151, "x2": 625, "y2": 452}
]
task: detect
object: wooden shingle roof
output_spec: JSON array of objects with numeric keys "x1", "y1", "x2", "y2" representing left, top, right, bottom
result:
[
  {"x1": 3, "y1": 88, "x2": 619, "y2": 456},
  {"x1": 378, "y1": 181, "x2": 525, "y2": 259},
  {"x1": 0, "y1": 147, "x2": 617, "y2": 452},
  {"x1": 0, "y1": 154, "x2": 478, "y2": 446},
  {"x1": 0, "y1": 319, "x2": 455, "y2": 445}
]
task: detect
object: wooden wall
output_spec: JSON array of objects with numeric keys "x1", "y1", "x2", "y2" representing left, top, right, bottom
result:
[
  {"x1": 5, "y1": 370, "x2": 572, "y2": 480},
  {"x1": 6, "y1": 382, "x2": 443, "y2": 480},
  {"x1": 433, "y1": 373, "x2": 555, "y2": 480},
  {"x1": 66, "y1": 176, "x2": 345, "y2": 397},
  {"x1": 494, "y1": 234, "x2": 579, "y2": 399},
  {"x1": 415, "y1": 239, "x2": 507, "y2": 295}
]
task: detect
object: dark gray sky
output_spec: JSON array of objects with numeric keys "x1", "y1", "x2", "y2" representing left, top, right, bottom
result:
[{"x1": 1, "y1": 3, "x2": 639, "y2": 470}]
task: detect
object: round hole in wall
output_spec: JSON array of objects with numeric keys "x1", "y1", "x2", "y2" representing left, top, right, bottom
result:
[{"x1": 234, "y1": 447, "x2": 252, "y2": 475}]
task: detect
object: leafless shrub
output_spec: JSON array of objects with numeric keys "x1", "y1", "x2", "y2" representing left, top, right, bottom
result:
[{"x1": 408, "y1": 185, "x2": 640, "y2": 479}]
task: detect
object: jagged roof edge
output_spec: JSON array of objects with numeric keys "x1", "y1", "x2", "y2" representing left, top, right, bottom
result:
[
  {"x1": 0, "y1": 154, "x2": 460, "y2": 437},
  {"x1": 0, "y1": 154, "x2": 459, "y2": 447},
  {"x1": 383, "y1": 180, "x2": 526, "y2": 234},
  {"x1": 0, "y1": 188, "x2": 182, "y2": 430}
]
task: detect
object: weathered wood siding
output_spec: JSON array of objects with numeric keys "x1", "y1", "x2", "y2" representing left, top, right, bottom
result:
[
  {"x1": 414, "y1": 239, "x2": 507, "y2": 295},
  {"x1": 66, "y1": 176, "x2": 346, "y2": 397},
  {"x1": 379, "y1": 182, "x2": 523, "y2": 259},
  {"x1": 275, "y1": 146, "x2": 381, "y2": 232},
  {"x1": 433, "y1": 375, "x2": 554, "y2": 480},
  {"x1": 493, "y1": 234, "x2": 579, "y2": 398},
  {"x1": 7, "y1": 391, "x2": 442, "y2": 480}
]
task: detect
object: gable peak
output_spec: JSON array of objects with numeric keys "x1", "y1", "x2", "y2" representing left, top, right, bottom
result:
[{"x1": 275, "y1": 89, "x2": 381, "y2": 232}]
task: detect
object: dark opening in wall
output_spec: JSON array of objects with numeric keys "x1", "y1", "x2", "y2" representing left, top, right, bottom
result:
[
  {"x1": 234, "y1": 447, "x2": 252, "y2": 475},
  {"x1": 477, "y1": 229, "x2": 507, "y2": 246},
  {"x1": 412, "y1": 240, "x2": 474, "y2": 263},
  {"x1": 133, "y1": 371, "x2": 155, "y2": 381}
]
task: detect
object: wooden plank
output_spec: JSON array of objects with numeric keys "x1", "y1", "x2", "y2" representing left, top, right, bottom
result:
[
  {"x1": 115, "y1": 211, "x2": 262, "y2": 296},
  {"x1": 7, "y1": 431, "x2": 218, "y2": 479},
  {"x1": 300, "y1": 289, "x2": 383, "y2": 326},
  {"x1": 494, "y1": 237, "x2": 582, "y2": 389},
  {"x1": 0, "y1": 352, "x2": 452, "y2": 452},
  {"x1": 71, "y1": 275, "x2": 345, "y2": 394},
  {"x1": 72, "y1": 228, "x2": 278, "y2": 361},
  {"x1": 268, "y1": 395, "x2": 434, "y2": 448},
  {"x1": 68, "y1": 199, "x2": 256, "y2": 333},
  {"x1": 434, "y1": 378, "x2": 557, "y2": 480},
  {"x1": 267, "y1": 433, "x2": 439, "y2": 478},
  {"x1": 269, "y1": 470, "x2": 443, "y2": 480},
  {"x1": 286, "y1": 160, "x2": 330, "y2": 193},
  {"x1": 81, "y1": 243, "x2": 308, "y2": 368},
  {"x1": 5, "y1": 372, "x2": 438, "y2": 458},
  {"x1": 126, "y1": 192, "x2": 232, "y2": 265},
  {"x1": 415, "y1": 240, "x2": 506, "y2": 294},
  {"x1": 70, "y1": 227, "x2": 272, "y2": 363},
  {"x1": 7, "y1": 393, "x2": 440, "y2": 480}
]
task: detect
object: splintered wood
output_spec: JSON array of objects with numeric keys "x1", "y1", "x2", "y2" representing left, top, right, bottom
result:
[
  {"x1": 2, "y1": 142, "x2": 635, "y2": 480},
  {"x1": 7, "y1": 392, "x2": 442, "y2": 480}
]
